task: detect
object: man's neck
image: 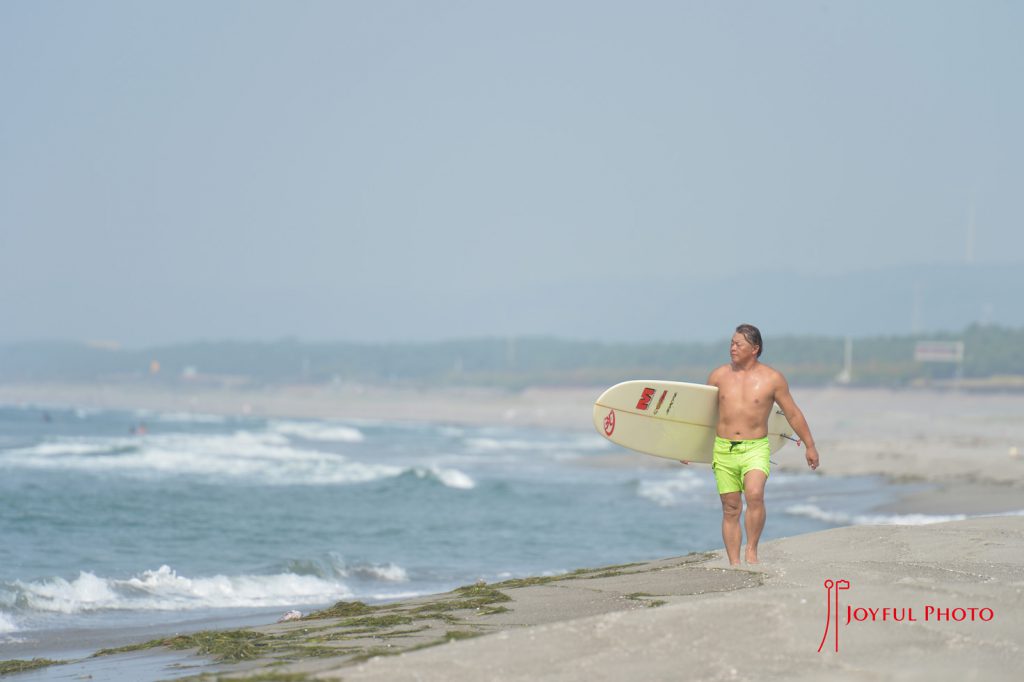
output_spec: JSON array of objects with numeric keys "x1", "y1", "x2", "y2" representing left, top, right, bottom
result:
[{"x1": 731, "y1": 358, "x2": 759, "y2": 372}]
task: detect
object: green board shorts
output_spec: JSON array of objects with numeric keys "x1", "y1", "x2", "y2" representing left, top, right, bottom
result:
[{"x1": 712, "y1": 436, "x2": 771, "y2": 494}]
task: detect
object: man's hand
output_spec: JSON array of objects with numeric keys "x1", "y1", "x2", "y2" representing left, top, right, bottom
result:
[{"x1": 805, "y1": 445, "x2": 820, "y2": 471}]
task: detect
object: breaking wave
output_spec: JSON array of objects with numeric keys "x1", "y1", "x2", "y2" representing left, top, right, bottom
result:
[
  {"x1": 785, "y1": 504, "x2": 968, "y2": 526},
  {"x1": 464, "y1": 433, "x2": 611, "y2": 454},
  {"x1": 786, "y1": 504, "x2": 1024, "y2": 527},
  {"x1": 0, "y1": 433, "x2": 473, "y2": 488},
  {"x1": 0, "y1": 611, "x2": 17, "y2": 634},
  {"x1": 134, "y1": 410, "x2": 228, "y2": 424},
  {"x1": 269, "y1": 420, "x2": 366, "y2": 443},
  {"x1": 411, "y1": 466, "x2": 476, "y2": 490},
  {"x1": 636, "y1": 472, "x2": 706, "y2": 507},
  {"x1": 1, "y1": 565, "x2": 354, "y2": 616}
]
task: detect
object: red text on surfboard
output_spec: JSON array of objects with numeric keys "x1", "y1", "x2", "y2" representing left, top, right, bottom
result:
[{"x1": 636, "y1": 387, "x2": 657, "y2": 410}]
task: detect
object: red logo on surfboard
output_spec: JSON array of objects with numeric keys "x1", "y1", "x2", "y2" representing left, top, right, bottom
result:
[
  {"x1": 636, "y1": 387, "x2": 657, "y2": 410},
  {"x1": 603, "y1": 409, "x2": 616, "y2": 436}
]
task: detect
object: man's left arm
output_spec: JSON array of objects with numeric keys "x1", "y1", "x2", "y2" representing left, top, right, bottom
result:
[{"x1": 774, "y1": 376, "x2": 819, "y2": 470}]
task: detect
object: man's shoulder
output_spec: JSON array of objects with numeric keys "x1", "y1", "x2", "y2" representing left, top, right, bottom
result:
[
  {"x1": 707, "y1": 364, "x2": 730, "y2": 383},
  {"x1": 756, "y1": 362, "x2": 788, "y2": 385}
]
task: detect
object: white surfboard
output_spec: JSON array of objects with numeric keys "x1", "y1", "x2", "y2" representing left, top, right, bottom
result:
[{"x1": 592, "y1": 380, "x2": 796, "y2": 463}]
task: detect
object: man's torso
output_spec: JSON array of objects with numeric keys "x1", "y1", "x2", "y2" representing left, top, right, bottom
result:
[{"x1": 710, "y1": 363, "x2": 779, "y2": 439}]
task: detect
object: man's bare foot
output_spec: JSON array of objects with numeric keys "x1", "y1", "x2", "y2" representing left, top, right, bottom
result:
[{"x1": 745, "y1": 547, "x2": 759, "y2": 564}]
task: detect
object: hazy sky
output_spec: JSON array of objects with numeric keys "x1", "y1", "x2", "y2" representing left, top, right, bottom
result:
[{"x1": 1, "y1": 1, "x2": 1021, "y2": 345}]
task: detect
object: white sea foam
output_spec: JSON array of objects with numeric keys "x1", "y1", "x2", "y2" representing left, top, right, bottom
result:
[
  {"x1": 461, "y1": 434, "x2": 610, "y2": 467},
  {"x1": 5, "y1": 441, "x2": 117, "y2": 458},
  {"x1": 135, "y1": 410, "x2": 227, "y2": 424},
  {"x1": 321, "y1": 555, "x2": 411, "y2": 583},
  {"x1": 5, "y1": 566, "x2": 353, "y2": 614},
  {"x1": 636, "y1": 473, "x2": 705, "y2": 507},
  {"x1": 785, "y1": 504, "x2": 969, "y2": 526},
  {"x1": 270, "y1": 420, "x2": 365, "y2": 443},
  {"x1": 0, "y1": 611, "x2": 18, "y2": 634},
  {"x1": 0, "y1": 431, "x2": 401, "y2": 485},
  {"x1": 74, "y1": 408, "x2": 104, "y2": 419},
  {"x1": 413, "y1": 466, "x2": 476, "y2": 490},
  {"x1": 351, "y1": 563, "x2": 409, "y2": 583},
  {"x1": 465, "y1": 434, "x2": 610, "y2": 454},
  {"x1": 465, "y1": 437, "x2": 532, "y2": 452},
  {"x1": 0, "y1": 431, "x2": 482, "y2": 489}
]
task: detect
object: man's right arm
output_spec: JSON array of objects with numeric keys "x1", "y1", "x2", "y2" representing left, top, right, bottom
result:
[{"x1": 773, "y1": 374, "x2": 819, "y2": 470}]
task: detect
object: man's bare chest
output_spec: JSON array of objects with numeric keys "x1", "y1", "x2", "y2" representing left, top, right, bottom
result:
[{"x1": 718, "y1": 379, "x2": 775, "y2": 410}]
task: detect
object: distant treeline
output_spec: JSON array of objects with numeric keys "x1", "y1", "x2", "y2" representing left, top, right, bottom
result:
[{"x1": 1, "y1": 324, "x2": 1022, "y2": 388}]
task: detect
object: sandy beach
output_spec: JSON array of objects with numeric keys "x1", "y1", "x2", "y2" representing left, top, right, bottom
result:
[
  {"x1": 1, "y1": 382, "x2": 1022, "y2": 680},
  {"x1": 22, "y1": 519, "x2": 1019, "y2": 681},
  {"x1": 336, "y1": 517, "x2": 1024, "y2": 682}
]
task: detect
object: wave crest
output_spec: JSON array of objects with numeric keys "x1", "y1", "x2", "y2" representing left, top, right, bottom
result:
[
  {"x1": 636, "y1": 473, "x2": 705, "y2": 507},
  {"x1": 784, "y1": 504, "x2": 969, "y2": 526},
  {"x1": 2, "y1": 566, "x2": 353, "y2": 615},
  {"x1": 0, "y1": 611, "x2": 18, "y2": 634},
  {"x1": 269, "y1": 421, "x2": 365, "y2": 443},
  {"x1": 411, "y1": 466, "x2": 476, "y2": 490},
  {"x1": 0, "y1": 432, "x2": 400, "y2": 485}
]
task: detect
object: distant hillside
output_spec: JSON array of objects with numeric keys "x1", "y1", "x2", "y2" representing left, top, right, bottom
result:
[
  {"x1": 434, "y1": 262, "x2": 1024, "y2": 344},
  {"x1": 1, "y1": 262, "x2": 1019, "y2": 347},
  {"x1": 1, "y1": 325, "x2": 1021, "y2": 389}
]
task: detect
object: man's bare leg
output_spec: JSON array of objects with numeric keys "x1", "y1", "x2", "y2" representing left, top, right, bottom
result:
[
  {"x1": 742, "y1": 470, "x2": 768, "y2": 564},
  {"x1": 719, "y1": 491, "x2": 743, "y2": 566}
]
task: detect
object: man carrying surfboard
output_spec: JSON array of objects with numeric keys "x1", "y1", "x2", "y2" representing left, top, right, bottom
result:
[{"x1": 705, "y1": 324, "x2": 819, "y2": 565}]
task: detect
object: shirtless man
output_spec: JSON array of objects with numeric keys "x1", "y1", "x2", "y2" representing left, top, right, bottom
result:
[{"x1": 705, "y1": 324, "x2": 819, "y2": 565}]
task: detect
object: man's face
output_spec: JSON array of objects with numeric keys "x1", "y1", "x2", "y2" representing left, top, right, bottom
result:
[{"x1": 730, "y1": 333, "x2": 758, "y2": 363}]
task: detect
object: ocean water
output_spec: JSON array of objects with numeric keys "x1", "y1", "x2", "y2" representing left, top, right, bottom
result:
[{"x1": 0, "y1": 403, "x2": 936, "y2": 660}]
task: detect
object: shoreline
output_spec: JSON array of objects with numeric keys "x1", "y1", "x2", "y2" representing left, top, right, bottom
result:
[{"x1": 4, "y1": 517, "x2": 1021, "y2": 681}]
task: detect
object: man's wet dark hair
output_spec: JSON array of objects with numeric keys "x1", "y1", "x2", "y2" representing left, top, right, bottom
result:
[{"x1": 735, "y1": 323, "x2": 763, "y2": 358}]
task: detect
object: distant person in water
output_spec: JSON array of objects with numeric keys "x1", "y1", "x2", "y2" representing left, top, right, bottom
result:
[{"x1": 704, "y1": 324, "x2": 819, "y2": 565}]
